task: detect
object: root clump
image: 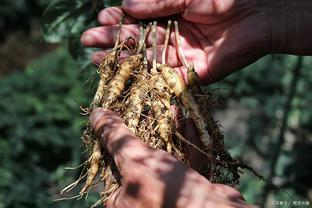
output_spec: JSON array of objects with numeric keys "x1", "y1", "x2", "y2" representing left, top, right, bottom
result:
[{"x1": 60, "y1": 20, "x2": 262, "y2": 206}]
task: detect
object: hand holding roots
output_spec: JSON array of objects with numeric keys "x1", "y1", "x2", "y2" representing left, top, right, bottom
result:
[{"x1": 69, "y1": 20, "x2": 261, "y2": 206}]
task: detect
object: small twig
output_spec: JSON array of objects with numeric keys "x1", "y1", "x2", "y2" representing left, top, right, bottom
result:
[
  {"x1": 143, "y1": 43, "x2": 148, "y2": 67},
  {"x1": 138, "y1": 22, "x2": 144, "y2": 53},
  {"x1": 152, "y1": 21, "x2": 157, "y2": 74},
  {"x1": 174, "y1": 21, "x2": 189, "y2": 68},
  {"x1": 137, "y1": 23, "x2": 152, "y2": 54},
  {"x1": 65, "y1": 160, "x2": 89, "y2": 170},
  {"x1": 111, "y1": 15, "x2": 125, "y2": 74},
  {"x1": 90, "y1": 184, "x2": 119, "y2": 208},
  {"x1": 53, "y1": 194, "x2": 82, "y2": 202},
  {"x1": 60, "y1": 164, "x2": 88, "y2": 194},
  {"x1": 114, "y1": 15, "x2": 125, "y2": 49},
  {"x1": 162, "y1": 20, "x2": 172, "y2": 65},
  {"x1": 90, "y1": 199, "x2": 104, "y2": 208}
]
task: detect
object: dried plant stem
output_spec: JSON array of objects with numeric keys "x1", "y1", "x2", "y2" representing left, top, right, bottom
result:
[
  {"x1": 162, "y1": 20, "x2": 172, "y2": 65},
  {"x1": 64, "y1": 160, "x2": 88, "y2": 170},
  {"x1": 53, "y1": 194, "x2": 83, "y2": 202},
  {"x1": 152, "y1": 21, "x2": 157, "y2": 75},
  {"x1": 138, "y1": 22, "x2": 144, "y2": 52},
  {"x1": 174, "y1": 21, "x2": 189, "y2": 68},
  {"x1": 137, "y1": 23, "x2": 152, "y2": 54},
  {"x1": 60, "y1": 171, "x2": 88, "y2": 194},
  {"x1": 143, "y1": 43, "x2": 148, "y2": 67}
]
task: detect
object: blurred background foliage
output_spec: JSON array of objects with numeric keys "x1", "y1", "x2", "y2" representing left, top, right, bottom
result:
[{"x1": 0, "y1": 0, "x2": 311, "y2": 207}]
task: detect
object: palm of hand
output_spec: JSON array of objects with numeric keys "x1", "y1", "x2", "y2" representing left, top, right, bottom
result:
[
  {"x1": 81, "y1": 0, "x2": 270, "y2": 84},
  {"x1": 166, "y1": 11, "x2": 270, "y2": 84}
]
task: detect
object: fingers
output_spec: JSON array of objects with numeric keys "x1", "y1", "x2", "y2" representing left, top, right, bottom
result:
[
  {"x1": 91, "y1": 45, "x2": 181, "y2": 67},
  {"x1": 98, "y1": 7, "x2": 137, "y2": 26},
  {"x1": 146, "y1": 45, "x2": 180, "y2": 66},
  {"x1": 91, "y1": 50, "x2": 133, "y2": 65},
  {"x1": 90, "y1": 108, "x2": 150, "y2": 175},
  {"x1": 81, "y1": 25, "x2": 140, "y2": 48},
  {"x1": 81, "y1": 24, "x2": 167, "y2": 48},
  {"x1": 122, "y1": 0, "x2": 187, "y2": 19}
]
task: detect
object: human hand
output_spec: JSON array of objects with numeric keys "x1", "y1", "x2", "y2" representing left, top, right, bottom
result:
[
  {"x1": 81, "y1": 0, "x2": 272, "y2": 84},
  {"x1": 90, "y1": 108, "x2": 252, "y2": 208}
]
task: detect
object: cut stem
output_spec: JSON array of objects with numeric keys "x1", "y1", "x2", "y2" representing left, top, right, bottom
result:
[{"x1": 174, "y1": 21, "x2": 189, "y2": 68}]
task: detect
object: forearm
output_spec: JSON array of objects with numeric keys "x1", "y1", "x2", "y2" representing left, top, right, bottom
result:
[{"x1": 264, "y1": 0, "x2": 312, "y2": 55}]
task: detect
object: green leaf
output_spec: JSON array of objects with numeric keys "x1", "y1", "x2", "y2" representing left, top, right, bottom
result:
[
  {"x1": 103, "y1": 0, "x2": 122, "y2": 7},
  {"x1": 42, "y1": 0, "x2": 100, "y2": 43}
]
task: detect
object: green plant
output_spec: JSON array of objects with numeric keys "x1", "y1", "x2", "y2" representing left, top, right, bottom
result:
[
  {"x1": 0, "y1": 48, "x2": 96, "y2": 207},
  {"x1": 42, "y1": 0, "x2": 122, "y2": 69}
]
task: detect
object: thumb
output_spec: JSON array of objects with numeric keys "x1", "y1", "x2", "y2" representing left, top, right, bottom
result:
[
  {"x1": 90, "y1": 108, "x2": 151, "y2": 177},
  {"x1": 122, "y1": 0, "x2": 186, "y2": 19}
]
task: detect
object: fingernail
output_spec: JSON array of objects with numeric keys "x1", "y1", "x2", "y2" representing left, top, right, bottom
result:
[
  {"x1": 81, "y1": 34, "x2": 93, "y2": 45},
  {"x1": 91, "y1": 52, "x2": 104, "y2": 66}
]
